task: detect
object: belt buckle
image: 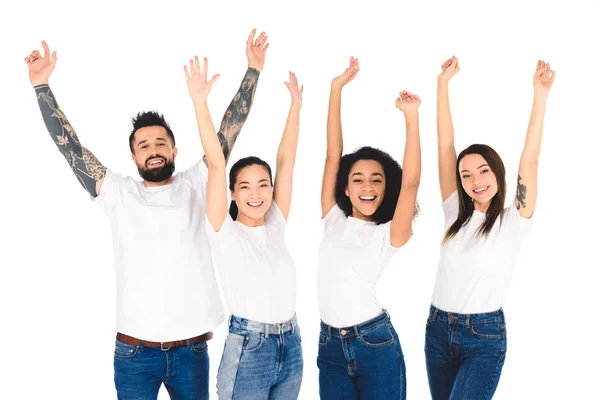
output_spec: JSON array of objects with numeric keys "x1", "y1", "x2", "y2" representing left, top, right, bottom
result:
[{"x1": 160, "y1": 342, "x2": 171, "y2": 351}]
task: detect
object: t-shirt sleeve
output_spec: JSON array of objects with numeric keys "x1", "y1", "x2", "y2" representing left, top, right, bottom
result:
[
  {"x1": 504, "y1": 201, "x2": 535, "y2": 241},
  {"x1": 322, "y1": 204, "x2": 345, "y2": 233},
  {"x1": 378, "y1": 221, "x2": 400, "y2": 260},
  {"x1": 94, "y1": 169, "x2": 123, "y2": 216},
  {"x1": 264, "y1": 202, "x2": 287, "y2": 234},
  {"x1": 179, "y1": 160, "x2": 209, "y2": 199},
  {"x1": 442, "y1": 190, "x2": 459, "y2": 230},
  {"x1": 205, "y1": 214, "x2": 236, "y2": 251}
]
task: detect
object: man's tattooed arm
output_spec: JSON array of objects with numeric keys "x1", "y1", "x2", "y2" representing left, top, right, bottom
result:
[
  {"x1": 516, "y1": 174, "x2": 527, "y2": 210},
  {"x1": 35, "y1": 85, "x2": 106, "y2": 197},
  {"x1": 203, "y1": 67, "x2": 260, "y2": 165}
]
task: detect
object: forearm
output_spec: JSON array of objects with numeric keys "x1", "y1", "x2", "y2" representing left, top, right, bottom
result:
[
  {"x1": 436, "y1": 79, "x2": 455, "y2": 148},
  {"x1": 35, "y1": 85, "x2": 106, "y2": 197},
  {"x1": 276, "y1": 105, "x2": 300, "y2": 169},
  {"x1": 326, "y1": 86, "x2": 344, "y2": 159},
  {"x1": 402, "y1": 112, "x2": 422, "y2": 187},
  {"x1": 210, "y1": 67, "x2": 260, "y2": 163},
  {"x1": 194, "y1": 100, "x2": 225, "y2": 170},
  {"x1": 522, "y1": 92, "x2": 548, "y2": 160}
]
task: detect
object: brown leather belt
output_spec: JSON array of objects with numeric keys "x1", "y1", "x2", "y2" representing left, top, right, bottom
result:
[{"x1": 116, "y1": 331, "x2": 213, "y2": 350}]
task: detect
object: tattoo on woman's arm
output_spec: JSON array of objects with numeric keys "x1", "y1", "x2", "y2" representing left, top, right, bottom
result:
[
  {"x1": 36, "y1": 85, "x2": 106, "y2": 197},
  {"x1": 516, "y1": 174, "x2": 527, "y2": 209}
]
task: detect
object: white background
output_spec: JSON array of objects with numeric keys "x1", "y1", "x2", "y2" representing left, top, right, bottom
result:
[{"x1": 2, "y1": 0, "x2": 599, "y2": 398}]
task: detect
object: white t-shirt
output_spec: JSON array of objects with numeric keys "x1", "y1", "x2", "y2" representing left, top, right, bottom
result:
[
  {"x1": 317, "y1": 205, "x2": 399, "y2": 328},
  {"x1": 432, "y1": 190, "x2": 534, "y2": 314},
  {"x1": 205, "y1": 202, "x2": 296, "y2": 324},
  {"x1": 95, "y1": 161, "x2": 224, "y2": 342}
]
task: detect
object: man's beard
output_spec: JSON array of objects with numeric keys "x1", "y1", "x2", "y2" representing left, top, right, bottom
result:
[{"x1": 138, "y1": 156, "x2": 175, "y2": 183}]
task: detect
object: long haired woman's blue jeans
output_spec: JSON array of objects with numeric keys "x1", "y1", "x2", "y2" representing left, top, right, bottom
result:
[{"x1": 425, "y1": 305, "x2": 507, "y2": 399}]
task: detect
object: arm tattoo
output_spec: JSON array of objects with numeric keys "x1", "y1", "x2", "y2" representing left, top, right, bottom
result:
[
  {"x1": 516, "y1": 174, "x2": 527, "y2": 210},
  {"x1": 35, "y1": 85, "x2": 106, "y2": 197},
  {"x1": 203, "y1": 67, "x2": 260, "y2": 164}
]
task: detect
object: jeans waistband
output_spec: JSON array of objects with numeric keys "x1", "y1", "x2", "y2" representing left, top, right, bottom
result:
[
  {"x1": 429, "y1": 304, "x2": 505, "y2": 326},
  {"x1": 320, "y1": 310, "x2": 391, "y2": 339},
  {"x1": 229, "y1": 314, "x2": 298, "y2": 336}
]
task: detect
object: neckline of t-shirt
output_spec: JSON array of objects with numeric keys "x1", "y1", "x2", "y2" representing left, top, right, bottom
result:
[
  {"x1": 234, "y1": 220, "x2": 266, "y2": 230},
  {"x1": 140, "y1": 174, "x2": 179, "y2": 191},
  {"x1": 347, "y1": 216, "x2": 377, "y2": 225}
]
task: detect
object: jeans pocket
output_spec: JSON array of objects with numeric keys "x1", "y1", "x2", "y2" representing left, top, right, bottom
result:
[
  {"x1": 114, "y1": 340, "x2": 139, "y2": 359},
  {"x1": 243, "y1": 332, "x2": 265, "y2": 353},
  {"x1": 360, "y1": 323, "x2": 395, "y2": 348},
  {"x1": 190, "y1": 341, "x2": 208, "y2": 354},
  {"x1": 318, "y1": 332, "x2": 328, "y2": 347},
  {"x1": 470, "y1": 322, "x2": 503, "y2": 339}
]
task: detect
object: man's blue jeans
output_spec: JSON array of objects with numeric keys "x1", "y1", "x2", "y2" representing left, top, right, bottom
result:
[{"x1": 113, "y1": 338, "x2": 209, "y2": 400}]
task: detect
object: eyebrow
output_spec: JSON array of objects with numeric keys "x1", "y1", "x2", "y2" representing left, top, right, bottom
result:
[
  {"x1": 238, "y1": 179, "x2": 270, "y2": 185},
  {"x1": 137, "y1": 137, "x2": 167, "y2": 147},
  {"x1": 460, "y1": 163, "x2": 489, "y2": 173},
  {"x1": 351, "y1": 172, "x2": 384, "y2": 177}
]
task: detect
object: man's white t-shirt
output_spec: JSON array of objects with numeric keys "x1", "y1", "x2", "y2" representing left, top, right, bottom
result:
[
  {"x1": 317, "y1": 205, "x2": 399, "y2": 328},
  {"x1": 432, "y1": 190, "x2": 534, "y2": 314},
  {"x1": 205, "y1": 202, "x2": 296, "y2": 324},
  {"x1": 95, "y1": 161, "x2": 224, "y2": 342}
]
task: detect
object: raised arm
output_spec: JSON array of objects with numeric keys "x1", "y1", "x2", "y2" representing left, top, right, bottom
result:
[
  {"x1": 437, "y1": 56, "x2": 460, "y2": 202},
  {"x1": 185, "y1": 56, "x2": 227, "y2": 231},
  {"x1": 321, "y1": 57, "x2": 360, "y2": 218},
  {"x1": 204, "y1": 29, "x2": 269, "y2": 165},
  {"x1": 516, "y1": 60, "x2": 555, "y2": 218},
  {"x1": 274, "y1": 72, "x2": 303, "y2": 220},
  {"x1": 26, "y1": 41, "x2": 106, "y2": 197},
  {"x1": 390, "y1": 91, "x2": 422, "y2": 248}
]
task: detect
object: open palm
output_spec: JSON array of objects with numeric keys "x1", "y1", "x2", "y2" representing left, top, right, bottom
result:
[
  {"x1": 332, "y1": 57, "x2": 360, "y2": 88},
  {"x1": 184, "y1": 56, "x2": 219, "y2": 103},
  {"x1": 246, "y1": 29, "x2": 269, "y2": 72}
]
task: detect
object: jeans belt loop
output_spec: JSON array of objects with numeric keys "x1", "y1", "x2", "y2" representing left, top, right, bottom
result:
[
  {"x1": 327, "y1": 325, "x2": 332, "y2": 338},
  {"x1": 265, "y1": 324, "x2": 269, "y2": 339},
  {"x1": 383, "y1": 309, "x2": 390, "y2": 319},
  {"x1": 432, "y1": 307, "x2": 438, "y2": 322},
  {"x1": 228, "y1": 315, "x2": 232, "y2": 328},
  {"x1": 466, "y1": 315, "x2": 470, "y2": 329},
  {"x1": 139, "y1": 340, "x2": 145, "y2": 351}
]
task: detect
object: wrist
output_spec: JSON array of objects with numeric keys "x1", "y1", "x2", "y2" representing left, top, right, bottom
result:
[
  {"x1": 32, "y1": 80, "x2": 49, "y2": 87},
  {"x1": 248, "y1": 64, "x2": 262, "y2": 73},
  {"x1": 403, "y1": 110, "x2": 419, "y2": 119}
]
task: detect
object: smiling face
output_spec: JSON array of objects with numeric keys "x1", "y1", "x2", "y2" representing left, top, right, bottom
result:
[
  {"x1": 345, "y1": 159, "x2": 386, "y2": 220},
  {"x1": 131, "y1": 126, "x2": 177, "y2": 183},
  {"x1": 231, "y1": 164, "x2": 273, "y2": 222},
  {"x1": 459, "y1": 153, "x2": 498, "y2": 209}
]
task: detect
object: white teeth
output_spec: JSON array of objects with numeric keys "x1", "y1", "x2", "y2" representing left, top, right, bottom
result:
[
  {"x1": 149, "y1": 159, "x2": 163, "y2": 165},
  {"x1": 474, "y1": 187, "x2": 487, "y2": 193},
  {"x1": 360, "y1": 196, "x2": 376, "y2": 200},
  {"x1": 248, "y1": 202, "x2": 263, "y2": 207}
]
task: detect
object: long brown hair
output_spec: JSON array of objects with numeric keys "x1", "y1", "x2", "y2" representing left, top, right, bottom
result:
[{"x1": 443, "y1": 144, "x2": 506, "y2": 243}]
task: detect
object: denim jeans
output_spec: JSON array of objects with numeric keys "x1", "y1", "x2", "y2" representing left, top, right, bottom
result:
[
  {"x1": 425, "y1": 305, "x2": 507, "y2": 400},
  {"x1": 317, "y1": 310, "x2": 406, "y2": 399},
  {"x1": 216, "y1": 315, "x2": 303, "y2": 399},
  {"x1": 113, "y1": 338, "x2": 209, "y2": 400}
]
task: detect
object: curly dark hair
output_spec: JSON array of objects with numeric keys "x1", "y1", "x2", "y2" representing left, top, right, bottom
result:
[{"x1": 335, "y1": 146, "x2": 417, "y2": 224}]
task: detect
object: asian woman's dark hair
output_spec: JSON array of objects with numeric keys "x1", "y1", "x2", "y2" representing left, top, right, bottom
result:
[
  {"x1": 335, "y1": 146, "x2": 417, "y2": 225},
  {"x1": 229, "y1": 156, "x2": 273, "y2": 219},
  {"x1": 443, "y1": 144, "x2": 507, "y2": 243}
]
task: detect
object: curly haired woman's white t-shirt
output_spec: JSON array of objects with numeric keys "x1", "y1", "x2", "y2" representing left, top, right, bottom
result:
[
  {"x1": 317, "y1": 205, "x2": 399, "y2": 328},
  {"x1": 432, "y1": 190, "x2": 534, "y2": 314},
  {"x1": 205, "y1": 202, "x2": 296, "y2": 324}
]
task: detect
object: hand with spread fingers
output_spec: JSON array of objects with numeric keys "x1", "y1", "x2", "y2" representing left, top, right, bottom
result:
[
  {"x1": 246, "y1": 29, "x2": 269, "y2": 72},
  {"x1": 284, "y1": 71, "x2": 304, "y2": 109},
  {"x1": 533, "y1": 60, "x2": 555, "y2": 95},
  {"x1": 396, "y1": 90, "x2": 421, "y2": 116},
  {"x1": 438, "y1": 55, "x2": 460, "y2": 82},
  {"x1": 24, "y1": 40, "x2": 57, "y2": 86},
  {"x1": 331, "y1": 56, "x2": 360, "y2": 89},
  {"x1": 184, "y1": 56, "x2": 220, "y2": 104}
]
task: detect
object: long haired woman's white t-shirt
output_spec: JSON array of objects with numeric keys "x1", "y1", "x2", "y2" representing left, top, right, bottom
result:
[{"x1": 432, "y1": 190, "x2": 534, "y2": 314}]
